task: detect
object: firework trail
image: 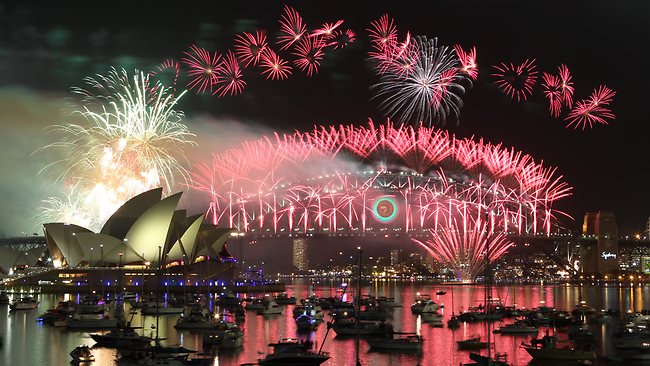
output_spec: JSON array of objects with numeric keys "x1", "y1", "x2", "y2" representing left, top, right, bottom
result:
[
  {"x1": 329, "y1": 29, "x2": 356, "y2": 49},
  {"x1": 565, "y1": 85, "x2": 616, "y2": 129},
  {"x1": 215, "y1": 50, "x2": 246, "y2": 96},
  {"x1": 491, "y1": 58, "x2": 538, "y2": 102},
  {"x1": 259, "y1": 49, "x2": 293, "y2": 80},
  {"x1": 368, "y1": 14, "x2": 398, "y2": 53},
  {"x1": 558, "y1": 64, "x2": 574, "y2": 108},
  {"x1": 149, "y1": 59, "x2": 180, "y2": 95},
  {"x1": 234, "y1": 31, "x2": 268, "y2": 67},
  {"x1": 372, "y1": 36, "x2": 471, "y2": 126},
  {"x1": 413, "y1": 215, "x2": 513, "y2": 281},
  {"x1": 541, "y1": 72, "x2": 563, "y2": 118},
  {"x1": 39, "y1": 68, "x2": 196, "y2": 230},
  {"x1": 292, "y1": 35, "x2": 325, "y2": 76},
  {"x1": 181, "y1": 44, "x2": 222, "y2": 94},
  {"x1": 311, "y1": 20, "x2": 344, "y2": 39},
  {"x1": 453, "y1": 45, "x2": 478, "y2": 80},
  {"x1": 277, "y1": 5, "x2": 307, "y2": 51}
]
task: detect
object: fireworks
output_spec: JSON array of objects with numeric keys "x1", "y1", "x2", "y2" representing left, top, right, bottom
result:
[
  {"x1": 565, "y1": 85, "x2": 616, "y2": 129},
  {"x1": 181, "y1": 45, "x2": 222, "y2": 94},
  {"x1": 368, "y1": 14, "x2": 398, "y2": 51},
  {"x1": 413, "y1": 215, "x2": 513, "y2": 281},
  {"x1": 215, "y1": 51, "x2": 246, "y2": 96},
  {"x1": 234, "y1": 31, "x2": 268, "y2": 67},
  {"x1": 558, "y1": 64, "x2": 574, "y2": 108},
  {"x1": 371, "y1": 36, "x2": 471, "y2": 126},
  {"x1": 541, "y1": 72, "x2": 563, "y2": 118},
  {"x1": 311, "y1": 20, "x2": 344, "y2": 39},
  {"x1": 149, "y1": 59, "x2": 180, "y2": 95},
  {"x1": 491, "y1": 59, "x2": 538, "y2": 102},
  {"x1": 259, "y1": 49, "x2": 293, "y2": 80},
  {"x1": 329, "y1": 29, "x2": 356, "y2": 49},
  {"x1": 277, "y1": 5, "x2": 307, "y2": 51},
  {"x1": 40, "y1": 68, "x2": 195, "y2": 230},
  {"x1": 453, "y1": 45, "x2": 478, "y2": 80},
  {"x1": 292, "y1": 36, "x2": 325, "y2": 76},
  {"x1": 191, "y1": 120, "x2": 571, "y2": 237}
]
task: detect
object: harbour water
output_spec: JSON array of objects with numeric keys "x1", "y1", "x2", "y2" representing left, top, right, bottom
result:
[{"x1": 0, "y1": 280, "x2": 646, "y2": 366}]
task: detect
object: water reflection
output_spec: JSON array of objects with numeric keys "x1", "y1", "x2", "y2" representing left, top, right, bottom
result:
[{"x1": 2, "y1": 282, "x2": 650, "y2": 365}]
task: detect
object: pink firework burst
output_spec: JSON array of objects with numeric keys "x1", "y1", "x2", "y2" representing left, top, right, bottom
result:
[
  {"x1": 541, "y1": 72, "x2": 563, "y2": 118},
  {"x1": 328, "y1": 29, "x2": 356, "y2": 49},
  {"x1": 234, "y1": 31, "x2": 268, "y2": 67},
  {"x1": 565, "y1": 85, "x2": 616, "y2": 129},
  {"x1": 368, "y1": 14, "x2": 398, "y2": 52},
  {"x1": 259, "y1": 48, "x2": 292, "y2": 80},
  {"x1": 292, "y1": 36, "x2": 325, "y2": 77},
  {"x1": 491, "y1": 58, "x2": 539, "y2": 102},
  {"x1": 181, "y1": 44, "x2": 222, "y2": 94},
  {"x1": 453, "y1": 45, "x2": 478, "y2": 80},
  {"x1": 149, "y1": 58, "x2": 180, "y2": 94},
  {"x1": 311, "y1": 20, "x2": 344, "y2": 39},
  {"x1": 277, "y1": 5, "x2": 307, "y2": 51},
  {"x1": 214, "y1": 51, "x2": 246, "y2": 97},
  {"x1": 558, "y1": 64, "x2": 574, "y2": 108},
  {"x1": 412, "y1": 215, "x2": 513, "y2": 281}
]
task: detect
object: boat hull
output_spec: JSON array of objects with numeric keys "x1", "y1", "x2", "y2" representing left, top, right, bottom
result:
[{"x1": 524, "y1": 347, "x2": 596, "y2": 360}]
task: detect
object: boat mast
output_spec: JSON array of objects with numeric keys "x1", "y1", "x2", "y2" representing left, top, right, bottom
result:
[
  {"x1": 355, "y1": 246, "x2": 362, "y2": 366},
  {"x1": 486, "y1": 237, "x2": 492, "y2": 365}
]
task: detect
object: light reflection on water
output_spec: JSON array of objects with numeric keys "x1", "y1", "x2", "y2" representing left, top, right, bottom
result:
[{"x1": 0, "y1": 281, "x2": 646, "y2": 366}]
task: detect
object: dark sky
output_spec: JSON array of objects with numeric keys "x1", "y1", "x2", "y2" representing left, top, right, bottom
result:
[{"x1": 1, "y1": 1, "x2": 648, "y2": 234}]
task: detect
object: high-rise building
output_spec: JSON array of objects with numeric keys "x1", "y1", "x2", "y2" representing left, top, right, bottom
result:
[
  {"x1": 645, "y1": 217, "x2": 650, "y2": 240},
  {"x1": 292, "y1": 238, "x2": 309, "y2": 272},
  {"x1": 580, "y1": 211, "x2": 618, "y2": 275},
  {"x1": 390, "y1": 249, "x2": 402, "y2": 267}
]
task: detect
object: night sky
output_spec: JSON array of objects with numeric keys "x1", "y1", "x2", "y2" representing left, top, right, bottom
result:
[{"x1": 0, "y1": 1, "x2": 648, "y2": 234}]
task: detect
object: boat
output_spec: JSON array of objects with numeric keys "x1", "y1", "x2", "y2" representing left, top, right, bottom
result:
[
  {"x1": 141, "y1": 303, "x2": 184, "y2": 315},
  {"x1": 411, "y1": 299, "x2": 442, "y2": 314},
  {"x1": 293, "y1": 303, "x2": 324, "y2": 320},
  {"x1": 436, "y1": 290, "x2": 447, "y2": 295},
  {"x1": 9, "y1": 296, "x2": 39, "y2": 310},
  {"x1": 275, "y1": 292, "x2": 297, "y2": 305},
  {"x1": 215, "y1": 291, "x2": 242, "y2": 307},
  {"x1": 118, "y1": 292, "x2": 137, "y2": 302},
  {"x1": 457, "y1": 336, "x2": 488, "y2": 350},
  {"x1": 377, "y1": 296, "x2": 402, "y2": 308},
  {"x1": 521, "y1": 333, "x2": 597, "y2": 360},
  {"x1": 174, "y1": 309, "x2": 217, "y2": 330},
  {"x1": 258, "y1": 300, "x2": 283, "y2": 315},
  {"x1": 258, "y1": 338, "x2": 330, "y2": 366},
  {"x1": 0, "y1": 291, "x2": 9, "y2": 305},
  {"x1": 76, "y1": 294, "x2": 107, "y2": 314},
  {"x1": 448, "y1": 314, "x2": 461, "y2": 329},
  {"x1": 295, "y1": 314, "x2": 318, "y2": 332},
  {"x1": 244, "y1": 297, "x2": 265, "y2": 311},
  {"x1": 70, "y1": 345, "x2": 95, "y2": 363},
  {"x1": 494, "y1": 321, "x2": 538, "y2": 334},
  {"x1": 202, "y1": 329, "x2": 244, "y2": 349},
  {"x1": 467, "y1": 352, "x2": 510, "y2": 366},
  {"x1": 329, "y1": 318, "x2": 394, "y2": 336},
  {"x1": 90, "y1": 324, "x2": 150, "y2": 347},
  {"x1": 368, "y1": 334, "x2": 423, "y2": 351}
]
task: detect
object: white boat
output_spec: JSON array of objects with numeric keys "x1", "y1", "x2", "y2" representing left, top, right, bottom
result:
[
  {"x1": 296, "y1": 314, "x2": 318, "y2": 331},
  {"x1": 494, "y1": 321, "x2": 538, "y2": 334},
  {"x1": 368, "y1": 334, "x2": 422, "y2": 351},
  {"x1": 412, "y1": 299, "x2": 441, "y2": 314},
  {"x1": 377, "y1": 296, "x2": 402, "y2": 308},
  {"x1": 9, "y1": 296, "x2": 39, "y2": 310},
  {"x1": 245, "y1": 297, "x2": 265, "y2": 311}
]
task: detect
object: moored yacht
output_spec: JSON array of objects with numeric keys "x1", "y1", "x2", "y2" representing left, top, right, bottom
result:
[
  {"x1": 368, "y1": 334, "x2": 423, "y2": 351},
  {"x1": 258, "y1": 338, "x2": 330, "y2": 366},
  {"x1": 9, "y1": 296, "x2": 39, "y2": 310}
]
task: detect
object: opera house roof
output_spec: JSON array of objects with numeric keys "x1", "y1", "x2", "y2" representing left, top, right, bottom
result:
[{"x1": 43, "y1": 188, "x2": 233, "y2": 268}]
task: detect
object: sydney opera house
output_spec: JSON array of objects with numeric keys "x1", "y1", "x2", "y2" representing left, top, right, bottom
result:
[{"x1": 7, "y1": 188, "x2": 237, "y2": 288}]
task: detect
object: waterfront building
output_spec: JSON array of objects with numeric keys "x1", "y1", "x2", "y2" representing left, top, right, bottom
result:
[{"x1": 580, "y1": 211, "x2": 619, "y2": 276}]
